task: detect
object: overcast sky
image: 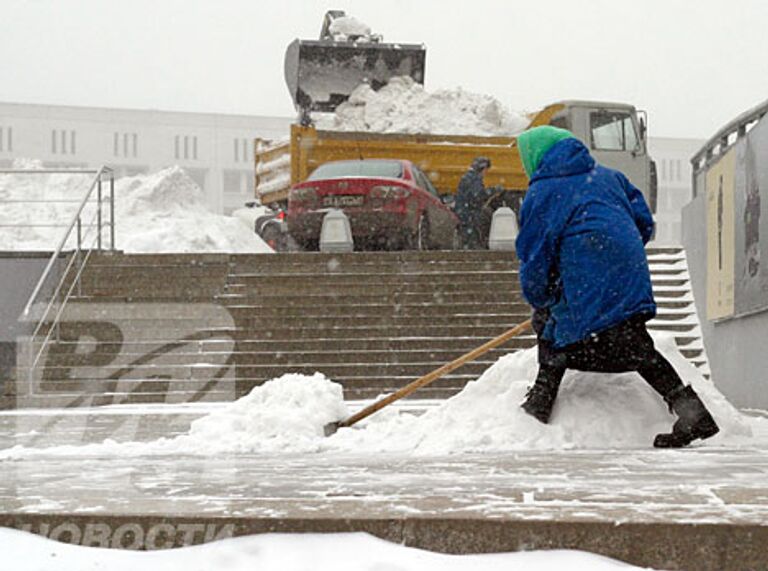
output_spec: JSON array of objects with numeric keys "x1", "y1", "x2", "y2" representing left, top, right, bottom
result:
[{"x1": 2, "y1": 0, "x2": 767, "y2": 139}]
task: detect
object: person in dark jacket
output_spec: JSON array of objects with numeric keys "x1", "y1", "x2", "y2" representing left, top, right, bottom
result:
[
  {"x1": 515, "y1": 125, "x2": 719, "y2": 448},
  {"x1": 455, "y1": 157, "x2": 492, "y2": 249}
]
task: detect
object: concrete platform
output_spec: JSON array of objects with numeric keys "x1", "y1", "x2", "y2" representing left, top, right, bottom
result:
[{"x1": 2, "y1": 405, "x2": 768, "y2": 570}]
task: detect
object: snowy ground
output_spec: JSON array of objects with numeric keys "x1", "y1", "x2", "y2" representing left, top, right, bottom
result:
[
  {"x1": 2, "y1": 335, "x2": 757, "y2": 457},
  {"x1": 1, "y1": 337, "x2": 767, "y2": 525},
  {"x1": 1, "y1": 528, "x2": 649, "y2": 571},
  {"x1": 2, "y1": 338, "x2": 768, "y2": 569}
]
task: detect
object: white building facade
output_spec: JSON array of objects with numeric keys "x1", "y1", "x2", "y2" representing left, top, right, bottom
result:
[
  {"x1": 0, "y1": 102, "x2": 292, "y2": 214},
  {"x1": 648, "y1": 136, "x2": 705, "y2": 245},
  {"x1": 1, "y1": 102, "x2": 703, "y2": 229}
]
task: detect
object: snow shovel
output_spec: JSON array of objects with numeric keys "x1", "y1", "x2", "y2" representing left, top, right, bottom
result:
[{"x1": 324, "y1": 318, "x2": 533, "y2": 436}]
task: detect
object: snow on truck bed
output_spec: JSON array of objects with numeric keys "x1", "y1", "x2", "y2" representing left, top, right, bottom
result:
[{"x1": 313, "y1": 76, "x2": 530, "y2": 136}]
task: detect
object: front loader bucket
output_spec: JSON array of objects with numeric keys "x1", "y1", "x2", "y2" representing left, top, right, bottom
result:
[{"x1": 284, "y1": 39, "x2": 426, "y2": 113}]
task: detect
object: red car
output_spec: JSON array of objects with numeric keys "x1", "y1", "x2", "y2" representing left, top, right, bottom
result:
[{"x1": 287, "y1": 159, "x2": 460, "y2": 251}]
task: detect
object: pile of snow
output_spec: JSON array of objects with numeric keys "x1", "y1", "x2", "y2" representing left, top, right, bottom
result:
[
  {"x1": 177, "y1": 373, "x2": 349, "y2": 454},
  {"x1": 328, "y1": 15, "x2": 375, "y2": 41},
  {"x1": 314, "y1": 76, "x2": 530, "y2": 136},
  {"x1": 0, "y1": 161, "x2": 272, "y2": 253},
  {"x1": 1, "y1": 334, "x2": 762, "y2": 459},
  {"x1": 0, "y1": 528, "x2": 650, "y2": 571}
]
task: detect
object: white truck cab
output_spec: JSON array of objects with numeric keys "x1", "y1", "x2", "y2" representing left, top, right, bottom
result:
[{"x1": 546, "y1": 100, "x2": 657, "y2": 212}]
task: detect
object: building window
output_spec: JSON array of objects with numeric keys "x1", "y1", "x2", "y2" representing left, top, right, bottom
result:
[
  {"x1": 113, "y1": 132, "x2": 138, "y2": 157},
  {"x1": 132, "y1": 134, "x2": 138, "y2": 157},
  {"x1": 51, "y1": 130, "x2": 57, "y2": 154},
  {"x1": 2, "y1": 127, "x2": 12, "y2": 152},
  {"x1": 176, "y1": 134, "x2": 199, "y2": 161},
  {"x1": 234, "y1": 138, "x2": 250, "y2": 163},
  {"x1": 71, "y1": 131, "x2": 76, "y2": 155},
  {"x1": 61, "y1": 130, "x2": 68, "y2": 154}
]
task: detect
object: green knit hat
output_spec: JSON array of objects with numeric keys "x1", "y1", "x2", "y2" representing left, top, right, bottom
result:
[{"x1": 517, "y1": 126, "x2": 576, "y2": 178}]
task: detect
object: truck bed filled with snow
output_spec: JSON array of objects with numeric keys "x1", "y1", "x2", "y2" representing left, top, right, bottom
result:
[{"x1": 313, "y1": 76, "x2": 530, "y2": 136}]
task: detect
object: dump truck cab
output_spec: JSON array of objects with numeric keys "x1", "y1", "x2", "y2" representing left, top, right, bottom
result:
[{"x1": 533, "y1": 100, "x2": 657, "y2": 212}]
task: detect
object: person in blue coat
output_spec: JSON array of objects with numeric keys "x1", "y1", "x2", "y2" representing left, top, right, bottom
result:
[
  {"x1": 455, "y1": 157, "x2": 492, "y2": 249},
  {"x1": 515, "y1": 125, "x2": 719, "y2": 448}
]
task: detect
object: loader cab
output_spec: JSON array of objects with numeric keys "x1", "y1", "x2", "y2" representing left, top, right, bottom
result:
[{"x1": 549, "y1": 101, "x2": 657, "y2": 212}]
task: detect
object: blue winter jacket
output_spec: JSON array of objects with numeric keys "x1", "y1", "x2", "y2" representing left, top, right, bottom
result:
[{"x1": 515, "y1": 137, "x2": 656, "y2": 348}]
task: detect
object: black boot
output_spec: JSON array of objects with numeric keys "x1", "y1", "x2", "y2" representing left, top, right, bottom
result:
[
  {"x1": 521, "y1": 367, "x2": 562, "y2": 424},
  {"x1": 653, "y1": 385, "x2": 720, "y2": 448}
]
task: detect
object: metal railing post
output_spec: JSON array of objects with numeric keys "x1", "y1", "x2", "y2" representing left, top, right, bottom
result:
[
  {"x1": 4, "y1": 166, "x2": 115, "y2": 386},
  {"x1": 110, "y1": 174, "x2": 116, "y2": 251},
  {"x1": 76, "y1": 218, "x2": 83, "y2": 296},
  {"x1": 97, "y1": 175, "x2": 103, "y2": 251}
]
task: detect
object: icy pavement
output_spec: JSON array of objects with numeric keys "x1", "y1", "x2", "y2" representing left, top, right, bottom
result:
[{"x1": 2, "y1": 435, "x2": 768, "y2": 525}]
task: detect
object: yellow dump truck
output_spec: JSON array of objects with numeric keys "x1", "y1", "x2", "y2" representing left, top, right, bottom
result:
[{"x1": 255, "y1": 99, "x2": 657, "y2": 213}]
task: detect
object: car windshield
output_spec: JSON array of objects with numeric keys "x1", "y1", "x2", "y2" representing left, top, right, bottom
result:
[{"x1": 307, "y1": 160, "x2": 403, "y2": 181}]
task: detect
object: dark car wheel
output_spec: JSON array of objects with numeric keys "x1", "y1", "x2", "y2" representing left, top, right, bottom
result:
[{"x1": 301, "y1": 238, "x2": 319, "y2": 252}]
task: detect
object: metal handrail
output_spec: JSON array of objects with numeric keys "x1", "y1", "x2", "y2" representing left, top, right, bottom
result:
[
  {"x1": 0, "y1": 166, "x2": 116, "y2": 383},
  {"x1": 691, "y1": 97, "x2": 768, "y2": 175},
  {"x1": 16, "y1": 166, "x2": 114, "y2": 317}
]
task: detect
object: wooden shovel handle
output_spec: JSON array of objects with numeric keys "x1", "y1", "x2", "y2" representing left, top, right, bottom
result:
[{"x1": 337, "y1": 318, "x2": 533, "y2": 429}]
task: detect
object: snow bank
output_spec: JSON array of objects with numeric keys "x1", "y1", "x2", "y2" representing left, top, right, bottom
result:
[
  {"x1": 313, "y1": 76, "x2": 529, "y2": 136},
  {"x1": 1, "y1": 333, "x2": 762, "y2": 459},
  {"x1": 0, "y1": 528, "x2": 649, "y2": 571},
  {"x1": 0, "y1": 161, "x2": 272, "y2": 253}
]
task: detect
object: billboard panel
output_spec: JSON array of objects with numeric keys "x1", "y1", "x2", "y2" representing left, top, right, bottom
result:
[
  {"x1": 706, "y1": 149, "x2": 736, "y2": 320},
  {"x1": 733, "y1": 119, "x2": 768, "y2": 316}
]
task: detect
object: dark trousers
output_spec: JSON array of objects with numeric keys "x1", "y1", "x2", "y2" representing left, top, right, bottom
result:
[
  {"x1": 460, "y1": 220, "x2": 483, "y2": 250},
  {"x1": 536, "y1": 314, "x2": 684, "y2": 399}
]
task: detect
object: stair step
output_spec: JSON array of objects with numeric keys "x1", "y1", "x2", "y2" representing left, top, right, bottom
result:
[
  {"x1": 27, "y1": 336, "x2": 537, "y2": 354},
  {"x1": 6, "y1": 247, "x2": 709, "y2": 410}
]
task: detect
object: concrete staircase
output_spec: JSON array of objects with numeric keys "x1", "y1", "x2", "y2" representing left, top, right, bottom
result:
[{"x1": 4, "y1": 247, "x2": 707, "y2": 409}]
